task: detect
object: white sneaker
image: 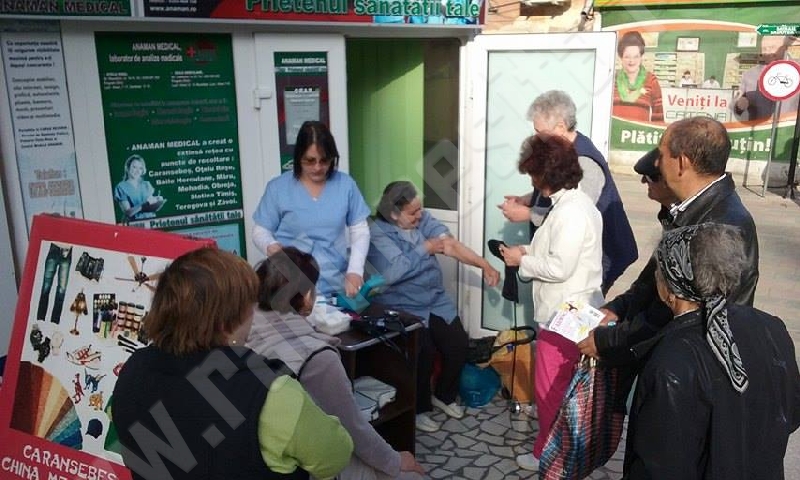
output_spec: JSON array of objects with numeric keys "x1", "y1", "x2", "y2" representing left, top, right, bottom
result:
[
  {"x1": 415, "y1": 413, "x2": 441, "y2": 433},
  {"x1": 516, "y1": 453, "x2": 539, "y2": 471},
  {"x1": 431, "y1": 396, "x2": 465, "y2": 419}
]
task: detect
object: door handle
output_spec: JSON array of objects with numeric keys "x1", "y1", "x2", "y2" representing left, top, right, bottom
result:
[{"x1": 253, "y1": 88, "x2": 273, "y2": 109}]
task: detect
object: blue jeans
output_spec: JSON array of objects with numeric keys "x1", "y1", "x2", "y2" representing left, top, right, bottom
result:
[{"x1": 37, "y1": 243, "x2": 72, "y2": 323}]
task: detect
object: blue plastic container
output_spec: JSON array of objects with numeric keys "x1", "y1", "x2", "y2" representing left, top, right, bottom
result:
[
  {"x1": 335, "y1": 275, "x2": 385, "y2": 312},
  {"x1": 459, "y1": 363, "x2": 501, "y2": 408}
]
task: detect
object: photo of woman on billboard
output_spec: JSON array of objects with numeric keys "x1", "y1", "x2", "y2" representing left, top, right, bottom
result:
[{"x1": 613, "y1": 30, "x2": 664, "y2": 123}]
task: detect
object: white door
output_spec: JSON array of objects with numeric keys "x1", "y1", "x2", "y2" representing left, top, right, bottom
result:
[
  {"x1": 460, "y1": 32, "x2": 617, "y2": 337},
  {"x1": 429, "y1": 208, "x2": 459, "y2": 303}
]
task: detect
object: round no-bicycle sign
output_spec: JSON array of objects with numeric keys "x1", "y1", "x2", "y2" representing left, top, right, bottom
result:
[{"x1": 758, "y1": 60, "x2": 800, "y2": 101}]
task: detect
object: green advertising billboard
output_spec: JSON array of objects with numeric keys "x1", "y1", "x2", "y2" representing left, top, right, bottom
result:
[
  {"x1": 96, "y1": 32, "x2": 246, "y2": 255},
  {"x1": 601, "y1": 5, "x2": 800, "y2": 165}
]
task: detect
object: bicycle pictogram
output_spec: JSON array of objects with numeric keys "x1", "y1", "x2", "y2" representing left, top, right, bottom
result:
[{"x1": 768, "y1": 73, "x2": 794, "y2": 88}]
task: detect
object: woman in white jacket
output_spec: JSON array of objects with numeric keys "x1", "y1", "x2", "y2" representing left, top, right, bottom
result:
[{"x1": 499, "y1": 134, "x2": 604, "y2": 472}]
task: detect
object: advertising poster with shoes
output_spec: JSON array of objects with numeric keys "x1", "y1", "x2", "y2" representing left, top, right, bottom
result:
[{"x1": 0, "y1": 215, "x2": 213, "y2": 480}]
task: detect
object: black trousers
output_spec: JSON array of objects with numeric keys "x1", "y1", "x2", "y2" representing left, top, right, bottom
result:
[{"x1": 416, "y1": 314, "x2": 468, "y2": 413}]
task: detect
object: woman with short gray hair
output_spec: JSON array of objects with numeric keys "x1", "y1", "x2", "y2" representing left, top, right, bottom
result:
[{"x1": 527, "y1": 90, "x2": 578, "y2": 132}]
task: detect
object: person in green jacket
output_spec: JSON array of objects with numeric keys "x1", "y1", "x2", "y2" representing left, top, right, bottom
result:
[{"x1": 112, "y1": 247, "x2": 353, "y2": 480}]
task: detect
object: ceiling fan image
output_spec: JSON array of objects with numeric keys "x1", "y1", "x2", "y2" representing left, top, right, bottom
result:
[{"x1": 115, "y1": 255, "x2": 162, "y2": 292}]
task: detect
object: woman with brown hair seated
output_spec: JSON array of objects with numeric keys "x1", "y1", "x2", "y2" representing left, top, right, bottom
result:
[
  {"x1": 112, "y1": 248, "x2": 353, "y2": 480},
  {"x1": 247, "y1": 247, "x2": 425, "y2": 480}
]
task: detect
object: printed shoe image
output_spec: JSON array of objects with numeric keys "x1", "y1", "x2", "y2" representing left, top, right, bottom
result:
[{"x1": 67, "y1": 345, "x2": 102, "y2": 370}]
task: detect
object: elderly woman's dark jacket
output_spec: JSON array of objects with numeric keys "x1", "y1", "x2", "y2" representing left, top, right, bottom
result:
[
  {"x1": 594, "y1": 173, "x2": 759, "y2": 362},
  {"x1": 623, "y1": 305, "x2": 800, "y2": 480}
]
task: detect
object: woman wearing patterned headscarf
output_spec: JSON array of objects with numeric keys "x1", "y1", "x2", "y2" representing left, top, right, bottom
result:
[{"x1": 623, "y1": 223, "x2": 800, "y2": 480}]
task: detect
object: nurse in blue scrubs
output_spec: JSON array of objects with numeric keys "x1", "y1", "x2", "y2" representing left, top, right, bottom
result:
[{"x1": 252, "y1": 121, "x2": 371, "y2": 297}]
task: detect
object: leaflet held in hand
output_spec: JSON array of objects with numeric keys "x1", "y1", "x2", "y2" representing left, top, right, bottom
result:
[{"x1": 547, "y1": 301, "x2": 604, "y2": 343}]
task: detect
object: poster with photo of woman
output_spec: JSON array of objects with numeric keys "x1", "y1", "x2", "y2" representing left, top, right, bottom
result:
[{"x1": 602, "y1": 8, "x2": 800, "y2": 166}]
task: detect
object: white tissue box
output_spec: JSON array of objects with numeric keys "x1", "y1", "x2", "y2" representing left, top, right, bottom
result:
[{"x1": 307, "y1": 303, "x2": 351, "y2": 336}]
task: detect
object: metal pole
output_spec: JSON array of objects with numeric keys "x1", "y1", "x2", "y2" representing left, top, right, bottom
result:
[
  {"x1": 761, "y1": 101, "x2": 782, "y2": 197},
  {"x1": 784, "y1": 104, "x2": 800, "y2": 199}
]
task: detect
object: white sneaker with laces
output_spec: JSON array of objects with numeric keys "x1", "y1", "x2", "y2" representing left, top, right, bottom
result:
[
  {"x1": 415, "y1": 413, "x2": 441, "y2": 433},
  {"x1": 516, "y1": 453, "x2": 539, "y2": 471},
  {"x1": 431, "y1": 396, "x2": 465, "y2": 419}
]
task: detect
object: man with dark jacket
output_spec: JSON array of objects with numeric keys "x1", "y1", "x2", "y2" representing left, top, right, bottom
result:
[{"x1": 578, "y1": 116, "x2": 759, "y2": 362}]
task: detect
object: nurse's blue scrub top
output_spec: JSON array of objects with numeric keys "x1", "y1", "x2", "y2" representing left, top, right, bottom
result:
[{"x1": 253, "y1": 171, "x2": 370, "y2": 296}]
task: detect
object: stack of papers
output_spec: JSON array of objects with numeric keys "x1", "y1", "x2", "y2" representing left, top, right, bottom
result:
[
  {"x1": 354, "y1": 376, "x2": 396, "y2": 410},
  {"x1": 547, "y1": 301, "x2": 605, "y2": 343}
]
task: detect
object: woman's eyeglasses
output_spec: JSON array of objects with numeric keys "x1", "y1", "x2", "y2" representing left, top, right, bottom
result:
[{"x1": 300, "y1": 156, "x2": 331, "y2": 167}]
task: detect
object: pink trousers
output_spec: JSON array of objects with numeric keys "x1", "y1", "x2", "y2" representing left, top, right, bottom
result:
[{"x1": 532, "y1": 329, "x2": 580, "y2": 458}]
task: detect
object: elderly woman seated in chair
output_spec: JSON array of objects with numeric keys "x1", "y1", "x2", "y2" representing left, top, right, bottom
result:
[{"x1": 366, "y1": 180, "x2": 500, "y2": 433}]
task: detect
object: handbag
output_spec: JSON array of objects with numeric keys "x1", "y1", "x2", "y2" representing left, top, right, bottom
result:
[
  {"x1": 467, "y1": 326, "x2": 536, "y2": 365},
  {"x1": 539, "y1": 356, "x2": 627, "y2": 480},
  {"x1": 487, "y1": 326, "x2": 537, "y2": 403},
  {"x1": 466, "y1": 336, "x2": 497, "y2": 364}
]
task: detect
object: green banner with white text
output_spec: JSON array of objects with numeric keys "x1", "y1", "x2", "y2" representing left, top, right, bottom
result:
[{"x1": 95, "y1": 32, "x2": 246, "y2": 255}]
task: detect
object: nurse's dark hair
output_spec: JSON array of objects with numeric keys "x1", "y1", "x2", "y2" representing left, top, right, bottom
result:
[
  {"x1": 255, "y1": 247, "x2": 320, "y2": 313},
  {"x1": 292, "y1": 120, "x2": 339, "y2": 180},
  {"x1": 375, "y1": 181, "x2": 418, "y2": 224}
]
